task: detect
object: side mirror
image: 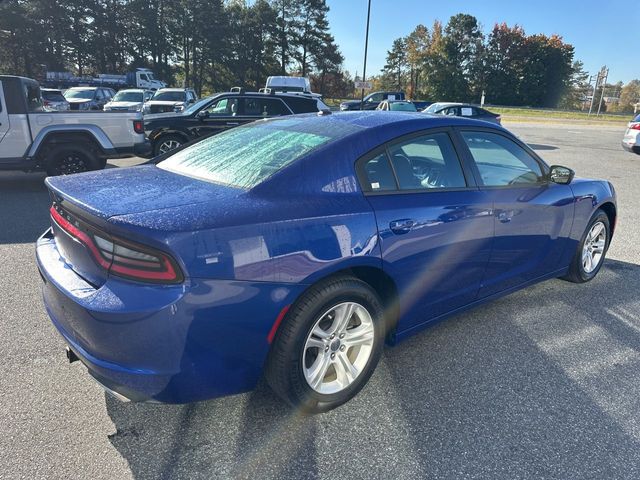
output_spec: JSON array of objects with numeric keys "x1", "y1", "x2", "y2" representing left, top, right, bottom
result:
[
  {"x1": 197, "y1": 110, "x2": 209, "y2": 120},
  {"x1": 549, "y1": 165, "x2": 575, "y2": 185}
]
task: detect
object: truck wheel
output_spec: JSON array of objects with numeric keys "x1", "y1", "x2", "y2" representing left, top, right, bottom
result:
[
  {"x1": 44, "y1": 145, "x2": 101, "y2": 176},
  {"x1": 154, "y1": 134, "x2": 184, "y2": 156}
]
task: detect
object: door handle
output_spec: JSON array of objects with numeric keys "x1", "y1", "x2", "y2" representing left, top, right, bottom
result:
[
  {"x1": 389, "y1": 219, "x2": 416, "y2": 235},
  {"x1": 226, "y1": 122, "x2": 239, "y2": 126}
]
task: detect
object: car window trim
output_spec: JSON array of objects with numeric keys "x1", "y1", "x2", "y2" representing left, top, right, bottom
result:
[
  {"x1": 452, "y1": 126, "x2": 551, "y2": 189},
  {"x1": 355, "y1": 126, "x2": 479, "y2": 196}
]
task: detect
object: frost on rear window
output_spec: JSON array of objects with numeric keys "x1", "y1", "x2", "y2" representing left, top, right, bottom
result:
[{"x1": 158, "y1": 121, "x2": 336, "y2": 188}]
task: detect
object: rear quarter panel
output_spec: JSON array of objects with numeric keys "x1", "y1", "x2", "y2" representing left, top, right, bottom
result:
[{"x1": 28, "y1": 111, "x2": 144, "y2": 150}]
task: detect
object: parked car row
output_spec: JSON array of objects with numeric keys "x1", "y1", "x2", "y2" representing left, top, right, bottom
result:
[{"x1": 39, "y1": 86, "x2": 199, "y2": 114}]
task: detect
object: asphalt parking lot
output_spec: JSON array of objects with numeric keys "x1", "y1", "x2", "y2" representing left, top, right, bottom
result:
[{"x1": 1, "y1": 121, "x2": 639, "y2": 480}]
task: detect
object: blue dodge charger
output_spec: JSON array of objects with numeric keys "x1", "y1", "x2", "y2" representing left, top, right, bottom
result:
[{"x1": 36, "y1": 112, "x2": 616, "y2": 412}]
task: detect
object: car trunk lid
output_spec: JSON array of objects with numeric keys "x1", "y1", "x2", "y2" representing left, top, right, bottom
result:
[{"x1": 45, "y1": 165, "x2": 244, "y2": 285}]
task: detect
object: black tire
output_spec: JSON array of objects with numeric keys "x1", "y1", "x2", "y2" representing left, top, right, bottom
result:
[
  {"x1": 153, "y1": 134, "x2": 184, "y2": 156},
  {"x1": 44, "y1": 144, "x2": 101, "y2": 176},
  {"x1": 562, "y1": 209, "x2": 610, "y2": 283},
  {"x1": 265, "y1": 275, "x2": 385, "y2": 414}
]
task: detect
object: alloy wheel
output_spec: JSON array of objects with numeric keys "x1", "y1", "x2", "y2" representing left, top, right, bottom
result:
[
  {"x1": 582, "y1": 221, "x2": 607, "y2": 274},
  {"x1": 302, "y1": 302, "x2": 375, "y2": 395},
  {"x1": 157, "y1": 139, "x2": 181, "y2": 154}
]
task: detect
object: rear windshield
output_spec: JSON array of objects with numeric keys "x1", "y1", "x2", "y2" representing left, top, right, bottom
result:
[
  {"x1": 65, "y1": 89, "x2": 95, "y2": 99},
  {"x1": 42, "y1": 91, "x2": 65, "y2": 102},
  {"x1": 390, "y1": 102, "x2": 417, "y2": 112},
  {"x1": 152, "y1": 91, "x2": 185, "y2": 102},
  {"x1": 158, "y1": 119, "x2": 354, "y2": 188}
]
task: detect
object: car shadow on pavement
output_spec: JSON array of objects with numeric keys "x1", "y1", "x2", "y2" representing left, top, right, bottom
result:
[
  {"x1": 104, "y1": 259, "x2": 640, "y2": 480},
  {"x1": 0, "y1": 172, "x2": 50, "y2": 244}
]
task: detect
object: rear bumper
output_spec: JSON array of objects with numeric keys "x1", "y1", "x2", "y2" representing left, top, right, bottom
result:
[
  {"x1": 622, "y1": 142, "x2": 640, "y2": 155},
  {"x1": 36, "y1": 230, "x2": 304, "y2": 403}
]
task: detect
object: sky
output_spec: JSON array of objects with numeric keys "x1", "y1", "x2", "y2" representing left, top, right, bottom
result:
[{"x1": 326, "y1": 0, "x2": 639, "y2": 84}]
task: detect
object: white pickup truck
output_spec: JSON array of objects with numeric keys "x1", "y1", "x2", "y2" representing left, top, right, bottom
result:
[{"x1": 0, "y1": 75, "x2": 151, "y2": 175}]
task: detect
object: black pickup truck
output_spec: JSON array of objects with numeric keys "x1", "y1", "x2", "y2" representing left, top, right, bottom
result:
[{"x1": 339, "y1": 91, "x2": 405, "y2": 111}]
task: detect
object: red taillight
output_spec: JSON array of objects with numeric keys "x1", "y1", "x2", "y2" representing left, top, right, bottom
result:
[
  {"x1": 133, "y1": 120, "x2": 144, "y2": 134},
  {"x1": 50, "y1": 206, "x2": 182, "y2": 284},
  {"x1": 630, "y1": 123, "x2": 640, "y2": 131}
]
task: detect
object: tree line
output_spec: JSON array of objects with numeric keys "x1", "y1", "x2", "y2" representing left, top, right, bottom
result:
[
  {"x1": 0, "y1": 0, "x2": 352, "y2": 97},
  {"x1": 375, "y1": 14, "x2": 639, "y2": 111}
]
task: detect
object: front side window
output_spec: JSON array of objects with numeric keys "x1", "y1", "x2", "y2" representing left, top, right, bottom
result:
[
  {"x1": 159, "y1": 121, "x2": 337, "y2": 188},
  {"x1": 367, "y1": 93, "x2": 384, "y2": 103},
  {"x1": 461, "y1": 131, "x2": 543, "y2": 186},
  {"x1": 388, "y1": 132, "x2": 467, "y2": 190},
  {"x1": 204, "y1": 97, "x2": 238, "y2": 115}
]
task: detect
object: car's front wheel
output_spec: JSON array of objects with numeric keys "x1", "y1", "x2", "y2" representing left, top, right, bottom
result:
[
  {"x1": 265, "y1": 276, "x2": 385, "y2": 413},
  {"x1": 562, "y1": 209, "x2": 611, "y2": 283}
]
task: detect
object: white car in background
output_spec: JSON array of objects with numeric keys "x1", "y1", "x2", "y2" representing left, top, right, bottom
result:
[
  {"x1": 622, "y1": 114, "x2": 640, "y2": 155},
  {"x1": 103, "y1": 88, "x2": 153, "y2": 112}
]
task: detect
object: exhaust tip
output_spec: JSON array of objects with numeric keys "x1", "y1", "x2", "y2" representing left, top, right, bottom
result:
[{"x1": 65, "y1": 346, "x2": 79, "y2": 364}]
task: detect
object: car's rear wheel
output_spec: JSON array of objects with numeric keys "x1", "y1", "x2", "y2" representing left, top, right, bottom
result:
[
  {"x1": 44, "y1": 145, "x2": 101, "y2": 176},
  {"x1": 562, "y1": 209, "x2": 610, "y2": 283},
  {"x1": 154, "y1": 135, "x2": 184, "y2": 156},
  {"x1": 265, "y1": 276, "x2": 385, "y2": 413}
]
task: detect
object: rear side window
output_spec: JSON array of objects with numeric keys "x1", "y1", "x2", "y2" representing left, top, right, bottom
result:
[
  {"x1": 159, "y1": 122, "x2": 333, "y2": 188},
  {"x1": 25, "y1": 84, "x2": 43, "y2": 112},
  {"x1": 284, "y1": 96, "x2": 320, "y2": 113},
  {"x1": 389, "y1": 133, "x2": 466, "y2": 190},
  {"x1": 243, "y1": 98, "x2": 290, "y2": 117},
  {"x1": 461, "y1": 131, "x2": 543, "y2": 186},
  {"x1": 360, "y1": 132, "x2": 467, "y2": 192},
  {"x1": 362, "y1": 152, "x2": 396, "y2": 191}
]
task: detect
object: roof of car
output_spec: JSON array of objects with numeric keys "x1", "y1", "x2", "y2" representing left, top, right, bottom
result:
[
  {"x1": 269, "y1": 111, "x2": 501, "y2": 131},
  {"x1": 157, "y1": 88, "x2": 190, "y2": 92},
  {"x1": 67, "y1": 86, "x2": 99, "y2": 90}
]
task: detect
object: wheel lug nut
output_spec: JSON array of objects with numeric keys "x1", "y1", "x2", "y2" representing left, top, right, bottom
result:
[
  {"x1": 340, "y1": 345, "x2": 346, "y2": 351},
  {"x1": 325, "y1": 346, "x2": 329, "y2": 352},
  {"x1": 339, "y1": 333, "x2": 345, "y2": 339},
  {"x1": 331, "y1": 353, "x2": 335, "y2": 360},
  {"x1": 330, "y1": 333, "x2": 335, "y2": 339}
]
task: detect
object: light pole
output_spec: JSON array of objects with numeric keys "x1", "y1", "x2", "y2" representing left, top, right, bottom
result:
[{"x1": 360, "y1": 0, "x2": 371, "y2": 109}]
